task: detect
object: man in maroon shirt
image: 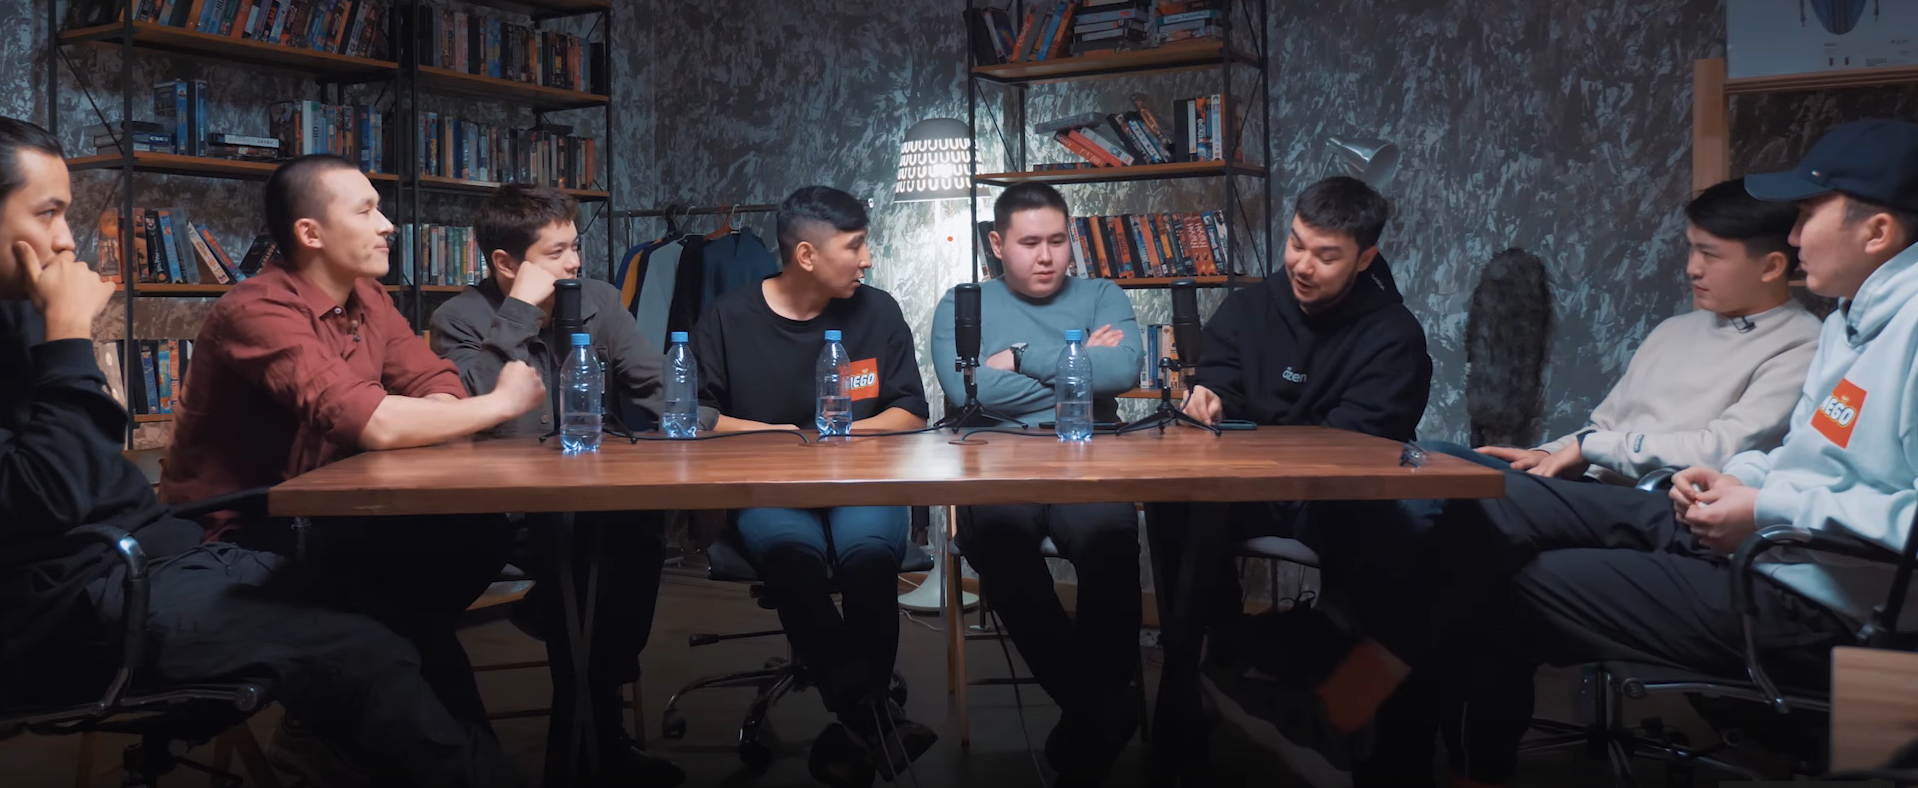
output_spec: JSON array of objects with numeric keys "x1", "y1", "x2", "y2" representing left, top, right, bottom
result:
[{"x1": 162, "y1": 154, "x2": 546, "y2": 763}]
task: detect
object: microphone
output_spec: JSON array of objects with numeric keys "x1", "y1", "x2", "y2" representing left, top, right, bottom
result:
[
  {"x1": 954, "y1": 283, "x2": 982, "y2": 368},
  {"x1": 1169, "y1": 278, "x2": 1202, "y2": 383},
  {"x1": 553, "y1": 279, "x2": 584, "y2": 339},
  {"x1": 1731, "y1": 315, "x2": 1755, "y2": 333}
]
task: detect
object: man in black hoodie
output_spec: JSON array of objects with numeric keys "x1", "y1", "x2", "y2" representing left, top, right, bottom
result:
[
  {"x1": 1147, "y1": 176, "x2": 1432, "y2": 777},
  {"x1": 0, "y1": 116, "x2": 523, "y2": 788}
]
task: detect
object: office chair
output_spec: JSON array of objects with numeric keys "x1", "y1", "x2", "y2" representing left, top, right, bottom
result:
[
  {"x1": 658, "y1": 516, "x2": 931, "y2": 773},
  {"x1": 0, "y1": 488, "x2": 281, "y2": 788},
  {"x1": 1520, "y1": 469, "x2": 1918, "y2": 786}
]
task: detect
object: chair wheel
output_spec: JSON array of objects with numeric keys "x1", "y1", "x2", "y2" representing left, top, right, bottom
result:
[
  {"x1": 739, "y1": 738, "x2": 774, "y2": 773},
  {"x1": 661, "y1": 710, "x2": 687, "y2": 740}
]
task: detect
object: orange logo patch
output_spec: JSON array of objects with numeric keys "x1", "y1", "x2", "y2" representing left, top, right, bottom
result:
[
  {"x1": 848, "y1": 359, "x2": 880, "y2": 401},
  {"x1": 1811, "y1": 378, "x2": 1866, "y2": 449}
]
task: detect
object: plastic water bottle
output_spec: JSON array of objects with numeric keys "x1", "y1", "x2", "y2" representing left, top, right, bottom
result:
[
  {"x1": 662, "y1": 331, "x2": 700, "y2": 438},
  {"x1": 816, "y1": 329, "x2": 853, "y2": 437},
  {"x1": 1055, "y1": 328, "x2": 1094, "y2": 442},
  {"x1": 560, "y1": 332, "x2": 602, "y2": 455}
]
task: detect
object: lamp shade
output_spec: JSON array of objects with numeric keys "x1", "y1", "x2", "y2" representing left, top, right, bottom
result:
[
  {"x1": 1324, "y1": 136, "x2": 1401, "y2": 190},
  {"x1": 894, "y1": 118, "x2": 974, "y2": 203}
]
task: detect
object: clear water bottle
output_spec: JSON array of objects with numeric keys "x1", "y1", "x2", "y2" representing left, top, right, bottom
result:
[
  {"x1": 1055, "y1": 328, "x2": 1094, "y2": 442},
  {"x1": 816, "y1": 329, "x2": 853, "y2": 437},
  {"x1": 662, "y1": 331, "x2": 700, "y2": 438},
  {"x1": 560, "y1": 332, "x2": 603, "y2": 455}
]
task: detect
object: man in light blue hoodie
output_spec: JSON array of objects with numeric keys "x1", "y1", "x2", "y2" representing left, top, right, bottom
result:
[
  {"x1": 931, "y1": 182, "x2": 1144, "y2": 787},
  {"x1": 1245, "y1": 119, "x2": 1918, "y2": 788}
]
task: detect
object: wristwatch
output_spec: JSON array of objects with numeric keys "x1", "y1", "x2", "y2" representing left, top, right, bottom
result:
[{"x1": 1009, "y1": 342, "x2": 1029, "y2": 373}]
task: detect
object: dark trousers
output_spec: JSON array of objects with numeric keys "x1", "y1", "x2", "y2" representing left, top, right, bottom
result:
[
  {"x1": 517, "y1": 510, "x2": 667, "y2": 767},
  {"x1": 89, "y1": 538, "x2": 525, "y2": 788},
  {"x1": 955, "y1": 502, "x2": 1142, "y2": 712},
  {"x1": 1311, "y1": 463, "x2": 1856, "y2": 785},
  {"x1": 734, "y1": 506, "x2": 909, "y2": 713}
]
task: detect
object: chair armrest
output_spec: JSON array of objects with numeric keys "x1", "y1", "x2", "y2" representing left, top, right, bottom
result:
[
  {"x1": 1730, "y1": 525, "x2": 1901, "y2": 714},
  {"x1": 62, "y1": 525, "x2": 149, "y2": 717},
  {"x1": 1635, "y1": 466, "x2": 1682, "y2": 492},
  {"x1": 166, "y1": 487, "x2": 273, "y2": 523}
]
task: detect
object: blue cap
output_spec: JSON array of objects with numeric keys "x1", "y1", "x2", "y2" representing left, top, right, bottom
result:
[
  {"x1": 1064, "y1": 328, "x2": 1085, "y2": 342},
  {"x1": 670, "y1": 331, "x2": 689, "y2": 343},
  {"x1": 825, "y1": 329, "x2": 843, "y2": 341},
  {"x1": 571, "y1": 332, "x2": 591, "y2": 346},
  {"x1": 1746, "y1": 119, "x2": 1918, "y2": 214}
]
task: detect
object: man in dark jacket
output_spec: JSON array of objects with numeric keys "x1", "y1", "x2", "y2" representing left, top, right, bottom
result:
[
  {"x1": 431, "y1": 183, "x2": 711, "y2": 786},
  {"x1": 0, "y1": 116, "x2": 524, "y2": 787}
]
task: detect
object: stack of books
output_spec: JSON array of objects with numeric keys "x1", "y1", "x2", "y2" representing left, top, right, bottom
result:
[
  {"x1": 1073, "y1": 0, "x2": 1150, "y2": 56},
  {"x1": 1066, "y1": 211, "x2": 1238, "y2": 280},
  {"x1": 269, "y1": 100, "x2": 390, "y2": 173},
  {"x1": 1034, "y1": 93, "x2": 1177, "y2": 167},
  {"x1": 1152, "y1": 0, "x2": 1222, "y2": 44},
  {"x1": 414, "y1": 3, "x2": 604, "y2": 94},
  {"x1": 96, "y1": 206, "x2": 246, "y2": 285},
  {"x1": 62, "y1": 0, "x2": 394, "y2": 60},
  {"x1": 394, "y1": 224, "x2": 484, "y2": 287}
]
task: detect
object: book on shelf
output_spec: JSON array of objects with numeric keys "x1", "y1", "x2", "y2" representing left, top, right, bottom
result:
[
  {"x1": 414, "y1": 4, "x2": 605, "y2": 94},
  {"x1": 269, "y1": 100, "x2": 389, "y2": 173},
  {"x1": 417, "y1": 112, "x2": 598, "y2": 190},
  {"x1": 1038, "y1": 93, "x2": 1240, "y2": 166},
  {"x1": 102, "y1": 206, "x2": 246, "y2": 285},
  {"x1": 1066, "y1": 211, "x2": 1236, "y2": 279},
  {"x1": 237, "y1": 230, "x2": 280, "y2": 276},
  {"x1": 395, "y1": 223, "x2": 484, "y2": 287},
  {"x1": 98, "y1": 338, "x2": 196, "y2": 417},
  {"x1": 62, "y1": 0, "x2": 393, "y2": 60},
  {"x1": 1138, "y1": 324, "x2": 1186, "y2": 392}
]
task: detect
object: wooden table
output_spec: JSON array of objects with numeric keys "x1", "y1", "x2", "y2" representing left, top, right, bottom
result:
[
  {"x1": 270, "y1": 426, "x2": 1505, "y2": 785},
  {"x1": 1832, "y1": 645, "x2": 1918, "y2": 771}
]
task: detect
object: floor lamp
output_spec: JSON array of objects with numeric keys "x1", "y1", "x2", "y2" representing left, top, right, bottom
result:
[{"x1": 892, "y1": 117, "x2": 980, "y2": 613}]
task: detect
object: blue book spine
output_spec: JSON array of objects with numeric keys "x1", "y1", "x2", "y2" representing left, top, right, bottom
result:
[
  {"x1": 158, "y1": 209, "x2": 187, "y2": 284},
  {"x1": 140, "y1": 343, "x2": 160, "y2": 415}
]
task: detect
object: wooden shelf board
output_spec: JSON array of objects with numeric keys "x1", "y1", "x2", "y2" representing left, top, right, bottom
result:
[
  {"x1": 975, "y1": 161, "x2": 1263, "y2": 185},
  {"x1": 1726, "y1": 64, "x2": 1918, "y2": 95},
  {"x1": 452, "y1": 0, "x2": 610, "y2": 17},
  {"x1": 70, "y1": 151, "x2": 399, "y2": 183},
  {"x1": 115, "y1": 282, "x2": 237, "y2": 295},
  {"x1": 61, "y1": 21, "x2": 397, "y2": 77},
  {"x1": 386, "y1": 285, "x2": 470, "y2": 293},
  {"x1": 415, "y1": 66, "x2": 608, "y2": 111},
  {"x1": 413, "y1": 174, "x2": 608, "y2": 199},
  {"x1": 133, "y1": 413, "x2": 172, "y2": 423},
  {"x1": 1119, "y1": 389, "x2": 1185, "y2": 400},
  {"x1": 972, "y1": 41, "x2": 1257, "y2": 85},
  {"x1": 1114, "y1": 276, "x2": 1261, "y2": 289}
]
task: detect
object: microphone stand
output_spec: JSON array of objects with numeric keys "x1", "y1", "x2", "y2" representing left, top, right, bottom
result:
[
  {"x1": 933, "y1": 355, "x2": 1029, "y2": 431},
  {"x1": 1117, "y1": 358, "x2": 1218, "y2": 435}
]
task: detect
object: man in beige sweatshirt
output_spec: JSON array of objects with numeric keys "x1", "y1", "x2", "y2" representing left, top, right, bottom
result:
[{"x1": 1477, "y1": 177, "x2": 1822, "y2": 484}]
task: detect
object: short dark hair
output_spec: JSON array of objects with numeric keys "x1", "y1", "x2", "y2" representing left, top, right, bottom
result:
[
  {"x1": 0, "y1": 117, "x2": 63, "y2": 204},
  {"x1": 263, "y1": 154, "x2": 361, "y2": 257},
  {"x1": 1843, "y1": 195, "x2": 1918, "y2": 250},
  {"x1": 777, "y1": 186, "x2": 868, "y2": 263},
  {"x1": 1294, "y1": 176, "x2": 1391, "y2": 251},
  {"x1": 1685, "y1": 177, "x2": 1801, "y2": 273},
  {"x1": 993, "y1": 181, "x2": 1070, "y2": 233},
  {"x1": 474, "y1": 183, "x2": 578, "y2": 265}
]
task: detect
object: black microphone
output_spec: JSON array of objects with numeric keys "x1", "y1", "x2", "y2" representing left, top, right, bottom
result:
[
  {"x1": 954, "y1": 283, "x2": 982, "y2": 368},
  {"x1": 553, "y1": 279, "x2": 584, "y2": 339},
  {"x1": 1170, "y1": 278, "x2": 1202, "y2": 381}
]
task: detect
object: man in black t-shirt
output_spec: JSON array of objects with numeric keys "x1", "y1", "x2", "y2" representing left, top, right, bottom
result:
[{"x1": 691, "y1": 186, "x2": 935, "y2": 785}]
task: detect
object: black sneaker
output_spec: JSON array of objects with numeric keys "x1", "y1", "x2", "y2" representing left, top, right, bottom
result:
[
  {"x1": 840, "y1": 697, "x2": 937, "y2": 781},
  {"x1": 1044, "y1": 686, "x2": 1142, "y2": 785},
  {"x1": 809, "y1": 722, "x2": 877, "y2": 788}
]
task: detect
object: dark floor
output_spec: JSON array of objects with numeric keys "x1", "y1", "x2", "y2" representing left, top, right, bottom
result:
[{"x1": 0, "y1": 568, "x2": 1799, "y2": 787}]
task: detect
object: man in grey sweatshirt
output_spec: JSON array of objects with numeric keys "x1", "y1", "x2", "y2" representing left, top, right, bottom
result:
[{"x1": 930, "y1": 183, "x2": 1143, "y2": 787}]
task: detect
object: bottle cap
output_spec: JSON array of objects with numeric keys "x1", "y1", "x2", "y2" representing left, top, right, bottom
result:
[
  {"x1": 571, "y1": 333, "x2": 591, "y2": 346},
  {"x1": 671, "y1": 331, "x2": 689, "y2": 343},
  {"x1": 825, "y1": 329, "x2": 843, "y2": 341},
  {"x1": 1064, "y1": 328, "x2": 1085, "y2": 342}
]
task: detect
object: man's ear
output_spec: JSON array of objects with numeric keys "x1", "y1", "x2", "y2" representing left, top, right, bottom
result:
[
  {"x1": 294, "y1": 217, "x2": 324, "y2": 251},
  {"x1": 988, "y1": 230, "x2": 1005, "y2": 264},
  {"x1": 489, "y1": 249, "x2": 518, "y2": 277},
  {"x1": 1356, "y1": 246, "x2": 1379, "y2": 272},
  {"x1": 1758, "y1": 250, "x2": 1790, "y2": 283},
  {"x1": 793, "y1": 239, "x2": 818, "y2": 273}
]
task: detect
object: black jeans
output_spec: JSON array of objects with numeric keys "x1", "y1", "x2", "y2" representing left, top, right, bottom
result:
[
  {"x1": 1310, "y1": 467, "x2": 1856, "y2": 785},
  {"x1": 89, "y1": 538, "x2": 525, "y2": 788},
  {"x1": 231, "y1": 514, "x2": 516, "y2": 729},
  {"x1": 956, "y1": 502, "x2": 1142, "y2": 712}
]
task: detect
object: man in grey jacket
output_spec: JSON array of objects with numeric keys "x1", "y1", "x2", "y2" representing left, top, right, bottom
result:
[
  {"x1": 431, "y1": 183, "x2": 712, "y2": 787},
  {"x1": 931, "y1": 182, "x2": 1144, "y2": 787}
]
